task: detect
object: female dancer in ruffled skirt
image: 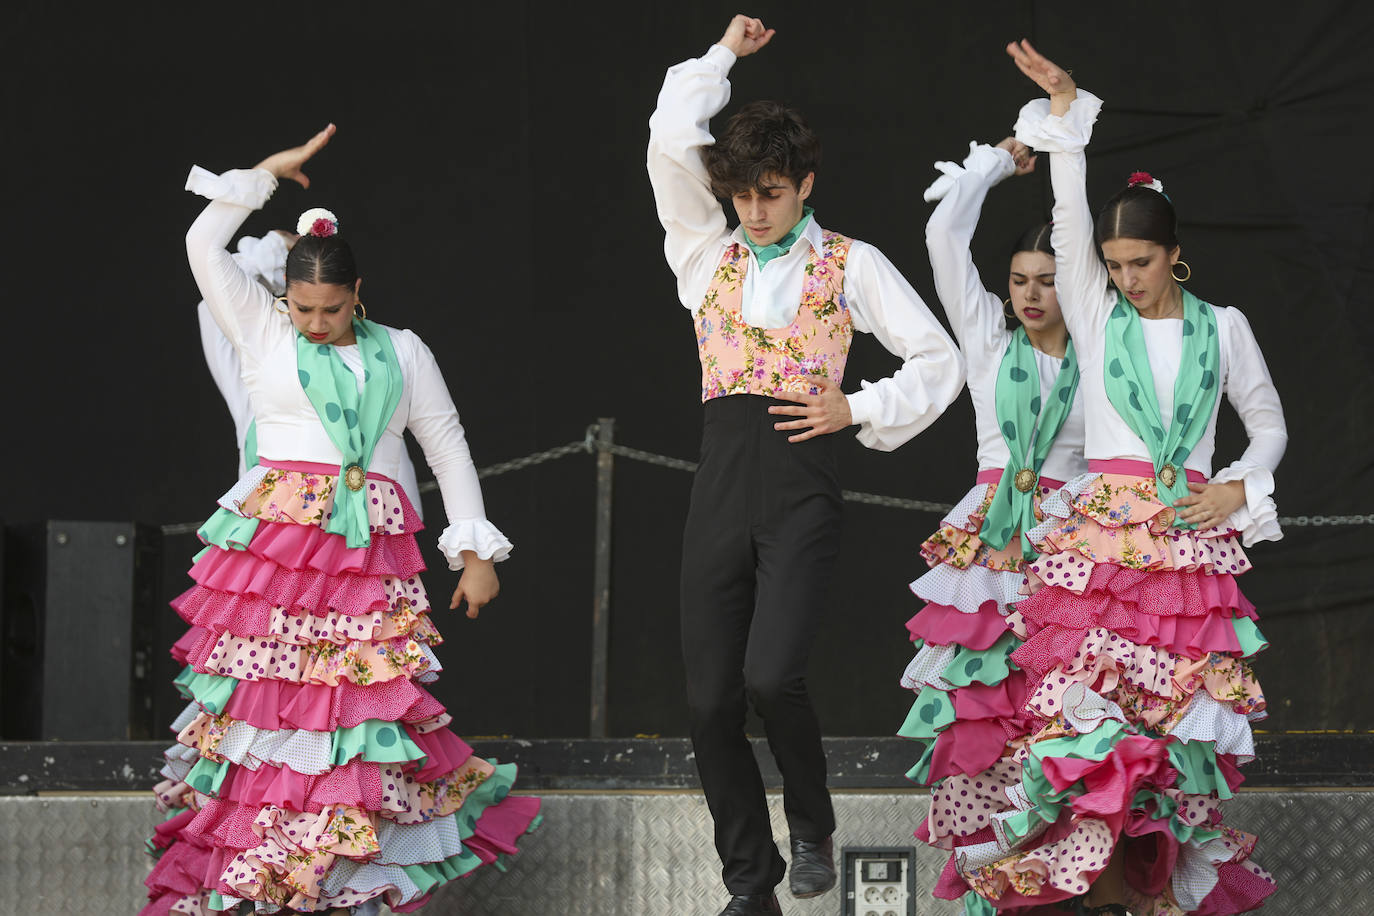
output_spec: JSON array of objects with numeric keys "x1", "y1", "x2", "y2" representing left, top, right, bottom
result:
[
  {"x1": 899, "y1": 132, "x2": 1086, "y2": 910},
  {"x1": 143, "y1": 126, "x2": 540, "y2": 915},
  {"x1": 937, "y1": 42, "x2": 1287, "y2": 916}
]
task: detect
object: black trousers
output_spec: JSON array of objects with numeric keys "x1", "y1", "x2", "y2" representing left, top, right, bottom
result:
[{"x1": 680, "y1": 394, "x2": 842, "y2": 895}]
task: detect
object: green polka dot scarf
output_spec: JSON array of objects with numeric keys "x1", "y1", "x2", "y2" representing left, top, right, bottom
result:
[
  {"x1": 982, "y1": 329, "x2": 1080, "y2": 559},
  {"x1": 1103, "y1": 287, "x2": 1219, "y2": 528},
  {"x1": 296, "y1": 318, "x2": 405, "y2": 547},
  {"x1": 243, "y1": 419, "x2": 259, "y2": 469}
]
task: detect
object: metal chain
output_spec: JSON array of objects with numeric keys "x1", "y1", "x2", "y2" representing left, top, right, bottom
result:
[
  {"x1": 1278, "y1": 514, "x2": 1374, "y2": 527},
  {"x1": 159, "y1": 421, "x2": 1374, "y2": 532},
  {"x1": 418, "y1": 437, "x2": 594, "y2": 493},
  {"x1": 841, "y1": 490, "x2": 953, "y2": 513},
  {"x1": 605, "y1": 443, "x2": 700, "y2": 474}
]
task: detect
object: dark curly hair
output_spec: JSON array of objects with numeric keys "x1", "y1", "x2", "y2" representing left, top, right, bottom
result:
[
  {"x1": 703, "y1": 100, "x2": 821, "y2": 198},
  {"x1": 285, "y1": 234, "x2": 358, "y2": 289}
]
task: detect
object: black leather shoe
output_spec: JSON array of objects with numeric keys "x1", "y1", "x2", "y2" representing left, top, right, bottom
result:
[
  {"x1": 787, "y1": 835, "x2": 836, "y2": 898},
  {"x1": 719, "y1": 893, "x2": 783, "y2": 915}
]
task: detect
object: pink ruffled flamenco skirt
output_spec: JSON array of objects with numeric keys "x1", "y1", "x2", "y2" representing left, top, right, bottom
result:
[
  {"x1": 142, "y1": 462, "x2": 540, "y2": 915},
  {"x1": 937, "y1": 467, "x2": 1276, "y2": 916},
  {"x1": 897, "y1": 472, "x2": 1062, "y2": 898}
]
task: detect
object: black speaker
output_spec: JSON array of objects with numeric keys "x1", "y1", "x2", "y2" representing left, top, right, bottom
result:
[{"x1": 1, "y1": 520, "x2": 162, "y2": 739}]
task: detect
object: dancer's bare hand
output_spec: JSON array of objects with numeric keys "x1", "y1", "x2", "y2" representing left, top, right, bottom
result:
[
  {"x1": 253, "y1": 123, "x2": 336, "y2": 189},
  {"x1": 1006, "y1": 39, "x2": 1076, "y2": 114},
  {"x1": 995, "y1": 136, "x2": 1038, "y2": 175},
  {"x1": 1174, "y1": 480, "x2": 1246, "y2": 530},
  {"x1": 768, "y1": 375, "x2": 853, "y2": 442},
  {"x1": 720, "y1": 15, "x2": 775, "y2": 58},
  {"x1": 451, "y1": 554, "x2": 500, "y2": 619}
]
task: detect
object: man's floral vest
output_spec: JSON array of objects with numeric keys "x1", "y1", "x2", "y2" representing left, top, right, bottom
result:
[{"x1": 693, "y1": 230, "x2": 854, "y2": 402}]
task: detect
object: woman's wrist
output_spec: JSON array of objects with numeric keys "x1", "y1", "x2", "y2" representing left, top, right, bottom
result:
[{"x1": 1048, "y1": 87, "x2": 1077, "y2": 117}]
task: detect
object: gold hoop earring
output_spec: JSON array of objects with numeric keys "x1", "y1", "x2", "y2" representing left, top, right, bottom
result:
[
  {"x1": 1003, "y1": 298, "x2": 1016, "y2": 319},
  {"x1": 273, "y1": 296, "x2": 290, "y2": 315},
  {"x1": 354, "y1": 301, "x2": 367, "y2": 320},
  {"x1": 1171, "y1": 261, "x2": 1191, "y2": 283}
]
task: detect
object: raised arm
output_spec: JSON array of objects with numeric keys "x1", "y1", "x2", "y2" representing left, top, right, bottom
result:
[
  {"x1": 923, "y1": 139, "x2": 1025, "y2": 357},
  {"x1": 196, "y1": 301, "x2": 253, "y2": 473},
  {"x1": 1007, "y1": 41, "x2": 1112, "y2": 344},
  {"x1": 647, "y1": 16, "x2": 773, "y2": 308},
  {"x1": 185, "y1": 125, "x2": 334, "y2": 352}
]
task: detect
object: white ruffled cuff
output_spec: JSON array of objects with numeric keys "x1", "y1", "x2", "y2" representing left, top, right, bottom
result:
[
  {"x1": 185, "y1": 165, "x2": 278, "y2": 209},
  {"x1": 1211, "y1": 461, "x2": 1282, "y2": 546},
  {"x1": 1013, "y1": 89, "x2": 1104, "y2": 154},
  {"x1": 233, "y1": 231, "x2": 290, "y2": 296},
  {"x1": 438, "y1": 518, "x2": 513, "y2": 570},
  {"x1": 922, "y1": 141, "x2": 1015, "y2": 202}
]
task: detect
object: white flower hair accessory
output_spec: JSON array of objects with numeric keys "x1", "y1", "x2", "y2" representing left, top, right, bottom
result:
[
  {"x1": 297, "y1": 207, "x2": 339, "y2": 238},
  {"x1": 1127, "y1": 171, "x2": 1165, "y2": 194}
]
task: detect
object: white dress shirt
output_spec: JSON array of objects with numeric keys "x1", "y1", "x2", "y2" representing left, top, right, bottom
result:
[
  {"x1": 924, "y1": 142, "x2": 1086, "y2": 484},
  {"x1": 1015, "y1": 92, "x2": 1288, "y2": 544},
  {"x1": 186, "y1": 166, "x2": 506, "y2": 568},
  {"x1": 647, "y1": 43, "x2": 966, "y2": 452}
]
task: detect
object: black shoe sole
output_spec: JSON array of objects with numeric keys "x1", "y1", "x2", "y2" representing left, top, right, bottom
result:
[{"x1": 790, "y1": 875, "x2": 837, "y2": 899}]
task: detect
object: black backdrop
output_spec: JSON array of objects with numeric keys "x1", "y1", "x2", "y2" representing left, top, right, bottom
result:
[{"x1": 3, "y1": 1, "x2": 1372, "y2": 739}]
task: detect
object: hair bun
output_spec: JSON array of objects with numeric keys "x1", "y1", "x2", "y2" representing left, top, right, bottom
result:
[{"x1": 297, "y1": 207, "x2": 340, "y2": 238}]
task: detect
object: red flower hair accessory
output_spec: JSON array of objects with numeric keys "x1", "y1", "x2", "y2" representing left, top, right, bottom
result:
[
  {"x1": 296, "y1": 207, "x2": 340, "y2": 238},
  {"x1": 1127, "y1": 171, "x2": 1165, "y2": 194}
]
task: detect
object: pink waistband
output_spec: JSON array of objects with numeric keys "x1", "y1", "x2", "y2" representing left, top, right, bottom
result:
[
  {"x1": 975, "y1": 468, "x2": 1065, "y2": 490},
  {"x1": 1089, "y1": 458, "x2": 1206, "y2": 484},
  {"x1": 262, "y1": 459, "x2": 399, "y2": 486}
]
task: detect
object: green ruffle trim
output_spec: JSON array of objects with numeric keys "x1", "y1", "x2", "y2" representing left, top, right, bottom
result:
[
  {"x1": 178, "y1": 721, "x2": 429, "y2": 800},
  {"x1": 941, "y1": 631, "x2": 1020, "y2": 689},
  {"x1": 898, "y1": 685, "x2": 955, "y2": 741},
  {"x1": 1000, "y1": 720, "x2": 1131, "y2": 843},
  {"x1": 1130, "y1": 788, "x2": 1223, "y2": 845},
  {"x1": 197, "y1": 507, "x2": 259, "y2": 552},
  {"x1": 172, "y1": 665, "x2": 238, "y2": 715},
  {"x1": 898, "y1": 632, "x2": 1020, "y2": 785},
  {"x1": 1234, "y1": 616, "x2": 1268, "y2": 657},
  {"x1": 412, "y1": 763, "x2": 537, "y2": 889},
  {"x1": 186, "y1": 756, "x2": 231, "y2": 797},
  {"x1": 1002, "y1": 720, "x2": 1238, "y2": 845},
  {"x1": 453, "y1": 761, "x2": 517, "y2": 835},
  {"x1": 1168, "y1": 738, "x2": 1235, "y2": 799},
  {"x1": 905, "y1": 744, "x2": 934, "y2": 786},
  {"x1": 962, "y1": 890, "x2": 997, "y2": 916},
  {"x1": 332, "y1": 720, "x2": 427, "y2": 767},
  {"x1": 200, "y1": 762, "x2": 540, "y2": 912}
]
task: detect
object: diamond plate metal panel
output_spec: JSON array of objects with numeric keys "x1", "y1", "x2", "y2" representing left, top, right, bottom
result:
[{"x1": 0, "y1": 791, "x2": 1368, "y2": 915}]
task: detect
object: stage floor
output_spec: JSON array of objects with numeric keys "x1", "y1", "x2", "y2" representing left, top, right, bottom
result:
[{"x1": 2, "y1": 788, "x2": 1366, "y2": 915}]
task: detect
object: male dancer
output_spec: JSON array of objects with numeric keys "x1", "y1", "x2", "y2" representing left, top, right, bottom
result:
[{"x1": 648, "y1": 15, "x2": 965, "y2": 916}]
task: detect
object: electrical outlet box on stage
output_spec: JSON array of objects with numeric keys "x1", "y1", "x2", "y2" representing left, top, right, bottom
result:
[{"x1": 841, "y1": 845, "x2": 916, "y2": 916}]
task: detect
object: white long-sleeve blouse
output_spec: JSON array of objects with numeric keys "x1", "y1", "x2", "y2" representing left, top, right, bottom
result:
[
  {"x1": 924, "y1": 142, "x2": 1087, "y2": 484},
  {"x1": 186, "y1": 166, "x2": 507, "y2": 568},
  {"x1": 1014, "y1": 92, "x2": 1288, "y2": 544},
  {"x1": 647, "y1": 43, "x2": 966, "y2": 452}
]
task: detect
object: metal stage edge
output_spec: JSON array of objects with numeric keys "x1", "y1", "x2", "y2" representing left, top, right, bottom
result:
[{"x1": 1, "y1": 738, "x2": 1368, "y2": 915}]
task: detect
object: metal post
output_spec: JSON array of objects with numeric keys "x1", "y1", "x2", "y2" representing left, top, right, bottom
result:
[{"x1": 589, "y1": 418, "x2": 615, "y2": 737}]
